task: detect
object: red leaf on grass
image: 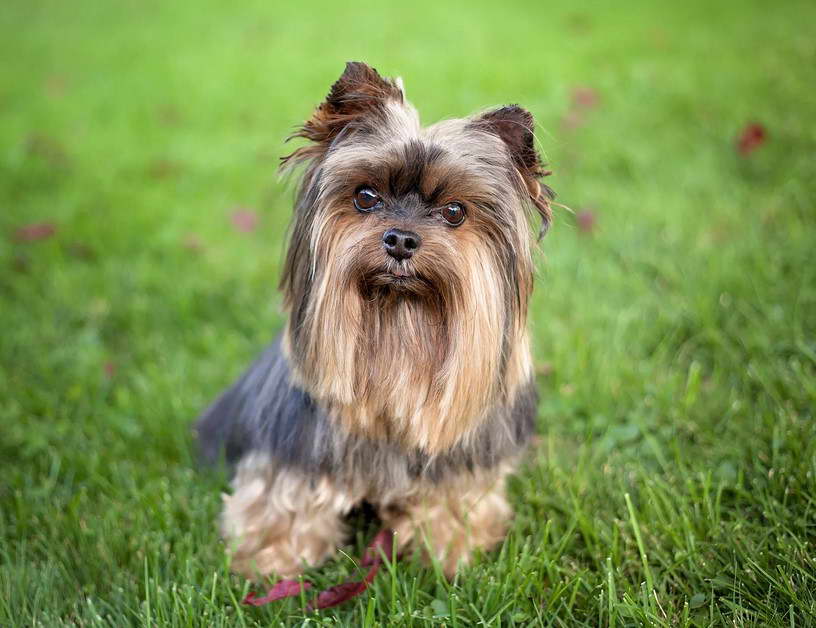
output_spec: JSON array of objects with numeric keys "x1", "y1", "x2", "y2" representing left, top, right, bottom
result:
[
  {"x1": 562, "y1": 85, "x2": 600, "y2": 131},
  {"x1": 535, "y1": 361, "x2": 554, "y2": 377},
  {"x1": 241, "y1": 529, "x2": 394, "y2": 611},
  {"x1": 571, "y1": 86, "x2": 600, "y2": 109},
  {"x1": 14, "y1": 222, "x2": 56, "y2": 242},
  {"x1": 65, "y1": 242, "x2": 96, "y2": 261},
  {"x1": 308, "y1": 576, "x2": 372, "y2": 610},
  {"x1": 561, "y1": 110, "x2": 584, "y2": 130},
  {"x1": 308, "y1": 528, "x2": 393, "y2": 610},
  {"x1": 308, "y1": 564, "x2": 381, "y2": 611},
  {"x1": 361, "y1": 528, "x2": 394, "y2": 567},
  {"x1": 11, "y1": 255, "x2": 29, "y2": 273},
  {"x1": 230, "y1": 208, "x2": 259, "y2": 233},
  {"x1": 156, "y1": 104, "x2": 183, "y2": 127},
  {"x1": 147, "y1": 159, "x2": 182, "y2": 180},
  {"x1": 576, "y1": 210, "x2": 597, "y2": 234},
  {"x1": 736, "y1": 123, "x2": 766, "y2": 155},
  {"x1": 182, "y1": 233, "x2": 204, "y2": 252},
  {"x1": 566, "y1": 13, "x2": 593, "y2": 34},
  {"x1": 26, "y1": 134, "x2": 69, "y2": 168},
  {"x1": 242, "y1": 579, "x2": 310, "y2": 606},
  {"x1": 45, "y1": 74, "x2": 69, "y2": 99}
]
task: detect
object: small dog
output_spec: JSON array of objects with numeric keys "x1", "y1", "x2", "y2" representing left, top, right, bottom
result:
[{"x1": 196, "y1": 62, "x2": 553, "y2": 578}]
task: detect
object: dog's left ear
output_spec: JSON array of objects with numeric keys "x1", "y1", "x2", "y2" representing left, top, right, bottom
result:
[
  {"x1": 472, "y1": 105, "x2": 554, "y2": 236},
  {"x1": 282, "y1": 62, "x2": 404, "y2": 169}
]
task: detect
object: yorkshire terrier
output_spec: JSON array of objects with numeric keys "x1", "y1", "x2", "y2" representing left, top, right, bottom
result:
[{"x1": 196, "y1": 62, "x2": 553, "y2": 578}]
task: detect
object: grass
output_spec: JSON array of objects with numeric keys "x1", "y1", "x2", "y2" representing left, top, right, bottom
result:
[{"x1": 1, "y1": 0, "x2": 815, "y2": 625}]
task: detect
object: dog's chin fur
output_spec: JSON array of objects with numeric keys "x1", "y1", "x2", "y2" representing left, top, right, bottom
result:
[
  {"x1": 363, "y1": 268, "x2": 431, "y2": 293},
  {"x1": 195, "y1": 61, "x2": 553, "y2": 579},
  {"x1": 284, "y1": 280, "x2": 532, "y2": 455}
]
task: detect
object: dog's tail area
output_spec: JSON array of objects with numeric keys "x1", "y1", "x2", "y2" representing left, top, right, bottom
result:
[
  {"x1": 193, "y1": 381, "x2": 248, "y2": 467},
  {"x1": 193, "y1": 337, "x2": 287, "y2": 466}
]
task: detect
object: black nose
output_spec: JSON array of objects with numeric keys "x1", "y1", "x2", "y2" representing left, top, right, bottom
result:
[{"x1": 382, "y1": 228, "x2": 421, "y2": 261}]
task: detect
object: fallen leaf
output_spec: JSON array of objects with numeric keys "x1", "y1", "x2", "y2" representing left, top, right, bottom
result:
[
  {"x1": 230, "y1": 208, "x2": 259, "y2": 233},
  {"x1": 156, "y1": 104, "x2": 182, "y2": 127},
  {"x1": 26, "y1": 134, "x2": 69, "y2": 168},
  {"x1": 560, "y1": 110, "x2": 585, "y2": 131},
  {"x1": 309, "y1": 528, "x2": 393, "y2": 609},
  {"x1": 146, "y1": 159, "x2": 183, "y2": 180},
  {"x1": 239, "y1": 110, "x2": 256, "y2": 128},
  {"x1": 360, "y1": 528, "x2": 394, "y2": 566},
  {"x1": 648, "y1": 28, "x2": 669, "y2": 49},
  {"x1": 576, "y1": 210, "x2": 596, "y2": 234},
  {"x1": 14, "y1": 222, "x2": 57, "y2": 242},
  {"x1": 44, "y1": 74, "x2": 69, "y2": 99},
  {"x1": 736, "y1": 122, "x2": 766, "y2": 155},
  {"x1": 182, "y1": 233, "x2": 204, "y2": 251},
  {"x1": 242, "y1": 529, "x2": 394, "y2": 611},
  {"x1": 11, "y1": 254, "x2": 29, "y2": 273},
  {"x1": 243, "y1": 579, "x2": 311, "y2": 606},
  {"x1": 565, "y1": 13, "x2": 593, "y2": 34},
  {"x1": 535, "y1": 362, "x2": 554, "y2": 377},
  {"x1": 308, "y1": 576, "x2": 373, "y2": 611},
  {"x1": 571, "y1": 86, "x2": 600, "y2": 110},
  {"x1": 65, "y1": 242, "x2": 96, "y2": 261}
]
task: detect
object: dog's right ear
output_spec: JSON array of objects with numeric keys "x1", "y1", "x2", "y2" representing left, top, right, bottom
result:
[
  {"x1": 471, "y1": 105, "x2": 554, "y2": 237},
  {"x1": 282, "y1": 62, "x2": 404, "y2": 169}
]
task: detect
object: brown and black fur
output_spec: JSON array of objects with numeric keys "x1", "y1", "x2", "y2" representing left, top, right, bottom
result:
[{"x1": 196, "y1": 62, "x2": 553, "y2": 578}]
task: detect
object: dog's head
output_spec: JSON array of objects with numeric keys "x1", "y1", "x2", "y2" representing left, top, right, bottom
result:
[{"x1": 280, "y1": 62, "x2": 552, "y2": 452}]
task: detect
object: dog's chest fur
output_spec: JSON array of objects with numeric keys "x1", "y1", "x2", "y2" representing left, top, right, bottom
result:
[{"x1": 195, "y1": 336, "x2": 536, "y2": 496}]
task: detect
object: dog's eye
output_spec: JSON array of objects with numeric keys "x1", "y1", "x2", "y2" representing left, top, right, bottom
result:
[
  {"x1": 441, "y1": 202, "x2": 466, "y2": 226},
  {"x1": 354, "y1": 187, "x2": 382, "y2": 212}
]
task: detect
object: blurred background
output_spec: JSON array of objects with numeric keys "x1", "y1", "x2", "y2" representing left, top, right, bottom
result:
[{"x1": 1, "y1": 0, "x2": 814, "y2": 625}]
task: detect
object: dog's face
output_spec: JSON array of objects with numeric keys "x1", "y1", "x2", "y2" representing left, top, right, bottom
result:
[{"x1": 280, "y1": 63, "x2": 552, "y2": 453}]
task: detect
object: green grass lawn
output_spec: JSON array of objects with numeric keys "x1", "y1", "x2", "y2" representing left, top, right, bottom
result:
[{"x1": 2, "y1": 0, "x2": 815, "y2": 625}]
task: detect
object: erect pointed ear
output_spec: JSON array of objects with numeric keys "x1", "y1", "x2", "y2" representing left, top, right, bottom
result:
[
  {"x1": 472, "y1": 105, "x2": 554, "y2": 236},
  {"x1": 282, "y1": 62, "x2": 404, "y2": 168}
]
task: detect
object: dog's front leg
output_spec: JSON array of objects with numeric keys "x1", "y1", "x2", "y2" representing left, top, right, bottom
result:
[
  {"x1": 221, "y1": 453, "x2": 358, "y2": 580},
  {"x1": 379, "y1": 463, "x2": 515, "y2": 577}
]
